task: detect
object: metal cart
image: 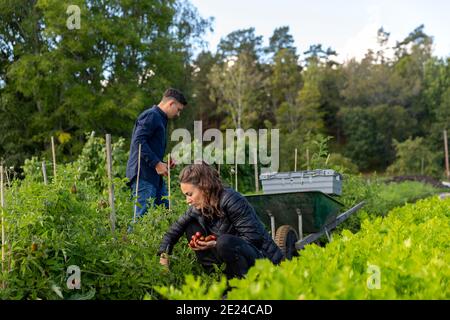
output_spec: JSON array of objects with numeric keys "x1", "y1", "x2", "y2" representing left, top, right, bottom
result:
[{"x1": 245, "y1": 191, "x2": 365, "y2": 259}]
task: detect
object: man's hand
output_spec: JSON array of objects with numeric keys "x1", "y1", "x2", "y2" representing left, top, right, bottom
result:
[
  {"x1": 155, "y1": 162, "x2": 168, "y2": 176},
  {"x1": 169, "y1": 157, "x2": 176, "y2": 169}
]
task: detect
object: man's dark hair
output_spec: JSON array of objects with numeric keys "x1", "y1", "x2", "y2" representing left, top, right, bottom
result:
[{"x1": 163, "y1": 88, "x2": 188, "y2": 106}]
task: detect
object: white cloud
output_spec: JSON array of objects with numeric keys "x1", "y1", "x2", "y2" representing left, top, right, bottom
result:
[
  {"x1": 337, "y1": 4, "x2": 396, "y2": 63},
  {"x1": 339, "y1": 22, "x2": 379, "y2": 62}
]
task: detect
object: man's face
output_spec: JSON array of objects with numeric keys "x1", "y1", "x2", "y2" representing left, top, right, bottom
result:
[{"x1": 168, "y1": 100, "x2": 185, "y2": 119}]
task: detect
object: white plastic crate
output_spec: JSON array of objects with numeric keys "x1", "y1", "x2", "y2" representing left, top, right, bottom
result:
[{"x1": 259, "y1": 169, "x2": 343, "y2": 196}]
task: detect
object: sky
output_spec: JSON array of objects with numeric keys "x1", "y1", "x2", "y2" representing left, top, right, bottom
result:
[{"x1": 190, "y1": 0, "x2": 450, "y2": 62}]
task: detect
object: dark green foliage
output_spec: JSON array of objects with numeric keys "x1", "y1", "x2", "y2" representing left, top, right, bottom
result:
[
  {"x1": 0, "y1": 0, "x2": 211, "y2": 168},
  {"x1": 2, "y1": 14, "x2": 448, "y2": 176}
]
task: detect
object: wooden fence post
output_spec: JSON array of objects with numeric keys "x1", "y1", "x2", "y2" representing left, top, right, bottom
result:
[
  {"x1": 105, "y1": 134, "x2": 116, "y2": 233},
  {"x1": 294, "y1": 148, "x2": 298, "y2": 172},
  {"x1": 306, "y1": 148, "x2": 310, "y2": 170},
  {"x1": 235, "y1": 161, "x2": 238, "y2": 192},
  {"x1": 51, "y1": 137, "x2": 57, "y2": 183},
  {"x1": 167, "y1": 153, "x2": 171, "y2": 211},
  {"x1": 4, "y1": 167, "x2": 11, "y2": 188},
  {"x1": 42, "y1": 161, "x2": 48, "y2": 185},
  {"x1": 254, "y1": 148, "x2": 259, "y2": 193},
  {"x1": 444, "y1": 130, "x2": 449, "y2": 179},
  {"x1": 421, "y1": 157, "x2": 424, "y2": 176},
  {"x1": 133, "y1": 144, "x2": 141, "y2": 224},
  {"x1": 1, "y1": 165, "x2": 5, "y2": 289}
]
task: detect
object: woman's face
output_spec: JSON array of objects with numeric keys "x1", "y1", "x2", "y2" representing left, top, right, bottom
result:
[{"x1": 180, "y1": 183, "x2": 205, "y2": 209}]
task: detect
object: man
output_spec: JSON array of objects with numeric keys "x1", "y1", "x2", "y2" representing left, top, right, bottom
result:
[{"x1": 126, "y1": 88, "x2": 187, "y2": 219}]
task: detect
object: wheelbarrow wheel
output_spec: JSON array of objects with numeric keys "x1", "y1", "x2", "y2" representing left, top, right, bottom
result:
[{"x1": 275, "y1": 225, "x2": 299, "y2": 260}]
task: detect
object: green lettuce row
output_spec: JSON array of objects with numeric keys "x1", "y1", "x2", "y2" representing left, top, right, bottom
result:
[{"x1": 156, "y1": 196, "x2": 450, "y2": 299}]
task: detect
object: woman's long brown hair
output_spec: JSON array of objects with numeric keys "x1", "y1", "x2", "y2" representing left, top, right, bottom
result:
[{"x1": 179, "y1": 161, "x2": 224, "y2": 219}]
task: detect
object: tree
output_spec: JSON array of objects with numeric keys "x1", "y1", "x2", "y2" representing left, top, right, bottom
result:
[
  {"x1": 341, "y1": 53, "x2": 395, "y2": 107},
  {"x1": 375, "y1": 27, "x2": 391, "y2": 64},
  {"x1": 339, "y1": 104, "x2": 415, "y2": 171},
  {"x1": 189, "y1": 51, "x2": 223, "y2": 130},
  {"x1": 217, "y1": 28, "x2": 263, "y2": 61},
  {"x1": 422, "y1": 58, "x2": 450, "y2": 153},
  {"x1": 295, "y1": 62, "x2": 325, "y2": 135},
  {"x1": 266, "y1": 26, "x2": 296, "y2": 57},
  {"x1": 0, "y1": 0, "x2": 211, "y2": 167},
  {"x1": 269, "y1": 48, "x2": 302, "y2": 117},
  {"x1": 387, "y1": 137, "x2": 441, "y2": 177},
  {"x1": 391, "y1": 25, "x2": 434, "y2": 136},
  {"x1": 303, "y1": 44, "x2": 338, "y2": 67},
  {"x1": 208, "y1": 52, "x2": 264, "y2": 129}
]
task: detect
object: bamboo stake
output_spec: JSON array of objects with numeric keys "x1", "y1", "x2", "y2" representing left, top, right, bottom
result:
[
  {"x1": 254, "y1": 148, "x2": 259, "y2": 193},
  {"x1": 42, "y1": 161, "x2": 48, "y2": 185},
  {"x1": 133, "y1": 144, "x2": 141, "y2": 224},
  {"x1": 105, "y1": 134, "x2": 116, "y2": 233},
  {"x1": 306, "y1": 148, "x2": 310, "y2": 170},
  {"x1": 8, "y1": 240, "x2": 11, "y2": 273},
  {"x1": 444, "y1": 130, "x2": 449, "y2": 179},
  {"x1": 235, "y1": 161, "x2": 238, "y2": 192},
  {"x1": 421, "y1": 157, "x2": 424, "y2": 176},
  {"x1": 4, "y1": 167, "x2": 10, "y2": 188},
  {"x1": 51, "y1": 136, "x2": 57, "y2": 183},
  {"x1": 3, "y1": 167, "x2": 11, "y2": 273},
  {"x1": 167, "y1": 153, "x2": 171, "y2": 211},
  {"x1": 1, "y1": 165, "x2": 5, "y2": 289},
  {"x1": 294, "y1": 148, "x2": 298, "y2": 172}
]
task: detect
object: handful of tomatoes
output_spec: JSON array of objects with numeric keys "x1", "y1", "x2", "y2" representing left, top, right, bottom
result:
[{"x1": 188, "y1": 231, "x2": 216, "y2": 248}]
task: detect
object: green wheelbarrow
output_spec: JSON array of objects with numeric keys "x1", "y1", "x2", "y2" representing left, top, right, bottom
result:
[{"x1": 245, "y1": 191, "x2": 365, "y2": 259}]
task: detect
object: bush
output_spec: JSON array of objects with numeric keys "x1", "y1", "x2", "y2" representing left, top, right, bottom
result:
[
  {"x1": 387, "y1": 137, "x2": 441, "y2": 177},
  {"x1": 337, "y1": 174, "x2": 440, "y2": 233}
]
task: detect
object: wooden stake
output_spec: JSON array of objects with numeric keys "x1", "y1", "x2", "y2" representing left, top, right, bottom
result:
[
  {"x1": 306, "y1": 148, "x2": 310, "y2": 170},
  {"x1": 42, "y1": 161, "x2": 48, "y2": 185},
  {"x1": 167, "y1": 153, "x2": 171, "y2": 211},
  {"x1": 444, "y1": 130, "x2": 449, "y2": 179},
  {"x1": 235, "y1": 161, "x2": 238, "y2": 192},
  {"x1": 254, "y1": 148, "x2": 259, "y2": 193},
  {"x1": 421, "y1": 157, "x2": 424, "y2": 176},
  {"x1": 1, "y1": 165, "x2": 5, "y2": 289},
  {"x1": 133, "y1": 144, "x2": 142, "y2": 223},
  {"x1": 51, "y1": 136, "x2": 57, "y2": 183},
  {"x1": 105, "y1": 134, "x2": 116, "y2": 233},
  {"x1": 4, "y1": 167, "x2": 10, "y2": 188},
  {"x1": 294, "y1": 148, "x2": 298, "y2": 172}
]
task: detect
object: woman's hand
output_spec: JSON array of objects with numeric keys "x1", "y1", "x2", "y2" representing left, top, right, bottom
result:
[
  {"x1": 191, "y1": 240, "x2": 217, "y2": 251},
  {"x1": 159, "y1": 253, "x2": 170, "y2": 270}
]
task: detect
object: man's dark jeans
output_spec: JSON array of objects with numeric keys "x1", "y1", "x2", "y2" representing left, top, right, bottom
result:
[
  {"x1": 185, "y1": 221, "x2": 264, "y2": 279},
  {"x1": 130, "y1": 178, "x2": 168, "y2": 219}
]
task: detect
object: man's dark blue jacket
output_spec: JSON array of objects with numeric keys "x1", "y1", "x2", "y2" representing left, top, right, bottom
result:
[{"x1": 126, "y1": 106, "x2": 168, "y2": 187}]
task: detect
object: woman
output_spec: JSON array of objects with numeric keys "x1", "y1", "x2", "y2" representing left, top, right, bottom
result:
[{"x1": 158, "y1": 162, "x2": 284, "y2": 279}]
